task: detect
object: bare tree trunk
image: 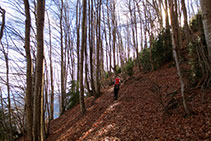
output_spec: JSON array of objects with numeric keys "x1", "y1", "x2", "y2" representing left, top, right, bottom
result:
[
  {"x1": 112, "y1": 1, "x2": 117, "y2": 74},
  {"x1": 40, "y1": 60, "x2": 45, "y2": 141},
  {"x1": 46, "y1": 11, "x2": 54, "y2": 121},
  {"x1": 23, "y1": 0, "x2": 33, "y2": 140},
  {"x1": 96, "y1": 0, "x2": 102, "y2": 98},
  {"x1": 181, "y1": 0, "x2": 191, "y2": 44},
  {"x1": 169, "y1": 0, "x2": 190, "y2": 115},
  {"x1": 33, "y1": 0, "x2": 45, "y2": 140},
  {"x1": 164, "y1": 0, "x2": 170, "y2": 30},
  {"x1": 76, "y1": 0, "x2": 81, "y2": 94},
  {"x1": 0, "y1": 7, "x2": 5, "y2": 41},
  {"x1": 0, "y1": 88, "x2": 6, "y2": 136},
  {"x1": 126, "y1": 21, "x2": 130, "y2": 60},
  {"x1": 44, "y1": 62, "x2": 50, "y2": 137},
  {"x1": 200, "y1": 0, "x2": 211, "y2": 61},
  {"x1": 85, "y1": 23, "x2": 91, "y2": 95},
  {"x1": 80, "y1": 0, "x2": 87, "y2": 114},
  {"x1": 133, "y1": 1, "x2": 141, "y2": 71},
  {"x1": 59, "y1": 0, "x2": 65, "y2": 116},
  {"x1": 135, "y1": 0, "x2": 144, "y2": 51},
  {"x1": 89, "y1": 0, "x2": 96, "y2": 96}
]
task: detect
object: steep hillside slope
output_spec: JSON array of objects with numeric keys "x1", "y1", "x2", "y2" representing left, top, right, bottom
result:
[{"x1": 46, "y1": 63, "x2": 211, "y2": 140}]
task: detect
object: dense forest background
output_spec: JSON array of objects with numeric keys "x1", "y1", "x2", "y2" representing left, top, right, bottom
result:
[{"x1": 0, "y1": 0, "x2": 211, "y2": 140}]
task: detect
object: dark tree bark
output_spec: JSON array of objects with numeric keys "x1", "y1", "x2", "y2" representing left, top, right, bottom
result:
[
  {"x1": 76, "y1": 0, "x2": 81, "y2": 94},
  {"x1": 200, "y1": 0, "x2": 211, "y2": 61},
  {"x1": 96, "y1": 0, "x2": 102, "y2": 98},
  {"x1": 23, "y1": 0, "x2": 33, "y2": 140},
  {"x1": 80, "y1": 0, "x2": 87, "y2": 114},
  {"x1": 46, "y1": 11, "x2": 54, "y2": 121},
  {"x1": 112, "y1": 0, "x2": 117, "y2": 75},
  {"x1": 181, "y1": 0, "x2": 191, "y2": 45},
  {"x1": 59, "y1": 0, "x2": 65, "y2": 116},
  {"x1": 169, "y1": 0, "x2": 190, "y2": 115},
  {"x1": 33, "y1": 0, "x2": 45, "y2": 140},
  {"x1": 89, "y1": 0, "x2": 96, "y2": 96},
  {"x1": 0, "y1": 7, "x2": 5, "y2": 41}
]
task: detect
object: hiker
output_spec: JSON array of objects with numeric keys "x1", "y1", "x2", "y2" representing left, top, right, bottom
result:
[{"x1": 114, "y1": 75, "x2": 120, "y2": 100}]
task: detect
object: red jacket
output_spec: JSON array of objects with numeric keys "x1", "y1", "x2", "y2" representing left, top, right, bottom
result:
[{"x1": 115, "y1": 78, "x2": 120, "y2": 85}]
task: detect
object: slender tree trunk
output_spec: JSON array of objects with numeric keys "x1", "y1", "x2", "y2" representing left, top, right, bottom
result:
[
  {"x1": 85, "y1": 25, "x2": 91, "y2": 95},
  {"x1": 76, "y1": 0, "x2": 81, "y2": 94},
  {"x1": 80, "y1": 0, "x2": 87, "y2": 114},
  {"x1": 33, "y1": 0, "x2": 45, "y2": 140},
  {"x1": 200, "y1": 0, "x2": 211, "y2": 61},
  {"x1": 0, "y1": 7, "x2": 5, "y2": 41},
  {"x1": 44, "y1": 62, "x2": 50, "y2": 137},
  {"x1": 164, "y1": 0, "x2": 170, "y2": 30},
  {"x1": 40, "y1": 60, "x2": 45, "y2": 141},
  {"x1": 126, "y1": 22, "x2": 130, "y2": 60},
  {"x1": 112, "y1": 1, "x2": 116, "y2": 74},
  {"x1": 46, "y1": 11, "x2": 54, "y2": 121},
  {"x1": 96, "y1": 0, "x2": 102, "y2": 98},
  {"x1": 106, "y1": 0, "x2": 112, "y2": 73},
  {"x1": 169, "y1": 0, "x2": 190, "y2": 115},
  {"x1": 181, "y1": 0, "x2": 191, "y2": 44},
  {"x1": 89, "y1": 0, "x2": 96, "y2": 96},
  {"x1": 60, "y1": 0, "x2": 65, "y2": 115},
  {"x1": 23, "y1": 0, "x2": 33, "y2": 140}
]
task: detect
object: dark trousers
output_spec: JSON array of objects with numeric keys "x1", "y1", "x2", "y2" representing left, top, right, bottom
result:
[{"x1": 114, "y1": 85, "x2": 119, "y2": 100}]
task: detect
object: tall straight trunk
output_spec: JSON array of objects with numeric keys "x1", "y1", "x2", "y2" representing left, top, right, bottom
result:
[
  {"x1": 112, "y1": 1, "x2": 116, "y2": 74},
  {"x1": 33, "y1": 0, "x2": 45, "y2": 140},
  {"x1": 104, "y1": 27, "x2": 109, "y2": 72},
  {"x1": 200, "y1": 0, "x2": 211, "y2": 61},
  {"x1": 143, "y1": 2, "x2": 148, "y2": 49},
  {"x1": 44, "y1": 62, "x2": 50, "y2": 137},
  {"x1": 40, "y1": 60, "x2": 45, "y2": 141},
  {"x1": 149, "y1": 11, "x2": 155, "y2": 71},
  {"x1": 23, "y1": 0, "x2": 33, "y2": 140},
  {"x1": 89, "y1": 0, "x2": 96, "y2": 95},
  {"x1": 96, "y1": 0, "x2": 102, "y2": 98},
  {"x1": 80, "y1": 0, "x2": 87, "y2": 114},
  {"x1": 136, "y1": 1, "x2": 144, "y2": 51},
  {"x1": 47, "y1": 12, "x2": 54, "y2": 121},
  {"x1": 106, "y1": 0, "x2": 112, "y2": 73},
  {"x1": 164, "y1": 0, "x2": 170, "y2": 30},
  {"x1": 76, "y1": 0, "x2": 81, "y2": 94},
  {"x1": 102, "y1": 6, "x2": 109, "y2": 72},
  {"x1": 126, "y1": 22, "x2": 130, "y2": 60},
  {"x1": 133, "y1": 1, "x2": 141, "y2": 71},
  {"x1": 169, "y1": 0, "x2": 190, "y2": 115},
  {"x1": 60, "y1": 0, "x2": 65, "y2": 116},
  {"x1": 85, "y1": 23, "x2": 91, "y2": 95},
  {"x1": 181, "y1": 0, "x2": 191, "y2": 43}
]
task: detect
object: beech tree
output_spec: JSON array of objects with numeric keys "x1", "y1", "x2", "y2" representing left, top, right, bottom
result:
[
  {"x1": 80, "y1": 0, "x2": 87, "y2": 114},
  {"x1": 96, "y1": 0, "x2": 102, "y2": 98},
  {"x1": 23, "y1": 0, "x2": 33, "y2": 140},
  {"x1": 169, "y1": 0, "x2": 190, "y2": 115},
  {"x1": 33, "y1": 0, "x2": 45, "y2": 140},
  {"x1": 200, "y1": 0, "x2": 211, "y2": 61}
]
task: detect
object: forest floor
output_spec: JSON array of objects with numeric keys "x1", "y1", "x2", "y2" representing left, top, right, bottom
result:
[{"x1": 22, "y1": 62, "x2": 211, "y2": 140}]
